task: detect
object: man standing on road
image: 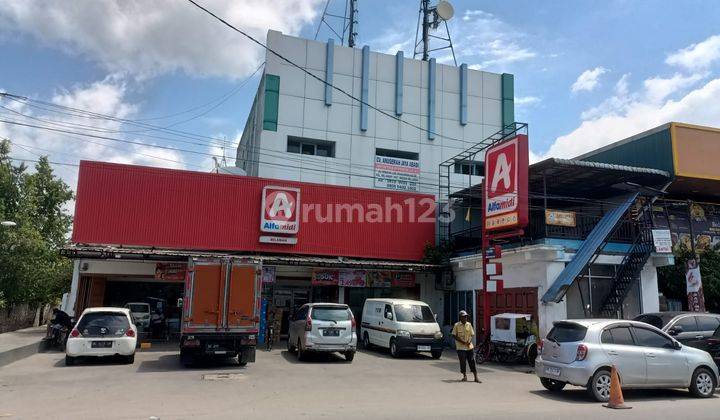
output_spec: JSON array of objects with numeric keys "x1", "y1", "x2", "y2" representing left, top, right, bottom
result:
[{"x1": 451, "y1": 310, "x2": 480, "y2": 383}]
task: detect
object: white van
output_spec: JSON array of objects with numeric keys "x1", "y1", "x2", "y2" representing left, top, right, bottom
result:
[{"x1": 360, "y1": 298, "x2": 443, "y2": 358}]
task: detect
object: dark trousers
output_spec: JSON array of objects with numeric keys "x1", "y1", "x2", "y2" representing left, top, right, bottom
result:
[{"x1": 457, "y1": 349, "x2": 476, "y2": 374}]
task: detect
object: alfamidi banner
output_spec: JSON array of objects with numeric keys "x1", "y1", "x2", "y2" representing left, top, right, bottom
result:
[{"x1": 686, "y1": 258, "x2": 706, "y2": 312}]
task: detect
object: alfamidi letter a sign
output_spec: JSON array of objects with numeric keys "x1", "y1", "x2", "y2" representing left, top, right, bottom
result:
[
  {"x1": 261, "y1": 186, "x2": 300, "y2": 234},
  {"x1": 483, "y1": 135, "x2": 529, "y2": 231}
]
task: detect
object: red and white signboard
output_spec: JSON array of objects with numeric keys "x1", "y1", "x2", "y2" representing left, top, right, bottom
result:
[
  {"x1": 261, "y1": 186, "x2": 300, "y2": 234},
  {"x1": 484, "y1": 135, "x2": 529, "y2": 231}
]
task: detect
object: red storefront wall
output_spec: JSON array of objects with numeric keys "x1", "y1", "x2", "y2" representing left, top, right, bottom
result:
[{"x1": 72, "y1": 161, "x2": 436, "y2": 261}]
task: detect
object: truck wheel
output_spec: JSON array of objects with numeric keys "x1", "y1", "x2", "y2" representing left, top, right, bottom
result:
[
  {"x1": 180, "y1": 349, "x2": 194, "y2": 367},
  {"x1": 344, "y1": 351, "x2": 355, "y2": 362},
  {"x1": 540, "y1": 377, "x2": 566, "y2": 392},
  {"x1": 389, "y1": 338, "x2": 400, "y2": 358},
  {"x1": 65, "y1": 355, "x2": 76, "y2": 366},
  {"x1": 689, "y1": 367, "x2": 716, "y2": 398}
]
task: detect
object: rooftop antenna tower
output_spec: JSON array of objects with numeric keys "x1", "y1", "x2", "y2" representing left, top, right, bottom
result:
[
  {"x1": 314, "y1": 0, "x2": 358, "y2": 47},
  {"x1": 413, "y1": 0, "x2": 457, "y2": 66}
]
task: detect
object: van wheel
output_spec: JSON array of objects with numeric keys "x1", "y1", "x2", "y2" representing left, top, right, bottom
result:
[
  {"x1": 363, "y1": 333, "x2": 371, "y2": 349},
  {"x1": 389, "y1": 338, "x2": 400, "y2": 358},
  {"x1": 65, "y1": 355, "x2": 75, "y2": 366},
  {"x1": 587, "y1": 368, "x2": 612, "y2": 402},
  {"x1": 431, "y1": 350, "x2": 442, "y2": 359},
  {"x1": 540, "y1": 377, "x2": 566, "y2": 392},
  {"x1": 689, "y1": 367, "x2": 716, "y2": 398}
]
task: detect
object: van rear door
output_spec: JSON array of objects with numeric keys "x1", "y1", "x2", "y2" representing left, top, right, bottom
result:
[
  {"x1": 186, "y1": 261, "x2": 224, "y2": 330},
  {"x1": 226, "y1": 264, "x2": 259, "y2": 330}
]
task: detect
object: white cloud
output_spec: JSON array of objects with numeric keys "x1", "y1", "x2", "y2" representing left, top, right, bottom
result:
[
  {"x1": 571, "y1": 67, "x2": 608, "y2": 93},
  {"x1": 0, "y1": 77, "x2": 203, "y2": 200},
  {"x1": 643, "y1": 72, "x2": 704, "y2": 103},
  {"x1": 538, "y1": 76, "x2": 720, "y2": 160},
  {"x1": 514, "y1": 96, "x2": 541, "y2": 107},
  {"x1": 0, "y1": 0, "x2": 321, "y2": 79},
  {"x1": 455, "y1": 11, "x2": 536, "y2": 69},
  {"x1": 666, "y1": 34, "x2": 720, "y2": 71}
]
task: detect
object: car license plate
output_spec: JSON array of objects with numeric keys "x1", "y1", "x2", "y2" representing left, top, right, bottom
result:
[
  {"x1": 544, "y1": 367, "x2": 561, "y2": 377},
  {"x1": 323, "y1": 329, "x2": 340, "y2": 337},
  {"x1": 91, "y1": 341, "x2": 112, "y2": 348},
  {"x1": 417, "y1": 345, "x2": 431, "y2": 351}
]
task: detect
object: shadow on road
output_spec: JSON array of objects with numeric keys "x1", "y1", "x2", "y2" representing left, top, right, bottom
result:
[
  {"x1": 53, "y1": 355, "x2": 131, "y2": 368},
  {"x1": 136, "y1": 354, "x2": 244, "y2": 373},
  {"x1": 530, "y1": 387, "x2": 713, "y2": 404},
  {"x1": 280, "y1": 350, "x2": 349, "y2": 364}
]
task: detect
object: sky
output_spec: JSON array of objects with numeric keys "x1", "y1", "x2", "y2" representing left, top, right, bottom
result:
[{"x1": 2, "y1": 0, "x2": 720, "y2": 193}]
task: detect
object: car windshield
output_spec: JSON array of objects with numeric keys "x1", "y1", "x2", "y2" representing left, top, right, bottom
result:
[
  {"x1": 547, "y1": 323, "x2": 587, "y2": 342},
  {"x1": 633, "y1": 314, "x2": 666, "y2": 329},
  {"x1": 77, "y1": 312, "x2": 130, "y2": 336},
  {"x1": 311, "y1": 307, "x2": 350, "y2": 321},
  {"x1": 393, "y1": 304, "x2": 435, "y2": 323},
  {"x1": 127, "y1": 304, "x2": 149, "y2": 313}
]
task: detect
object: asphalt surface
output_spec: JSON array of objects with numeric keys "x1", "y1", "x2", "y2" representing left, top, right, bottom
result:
[{"x1": 1, "y1": 343, "x2": 718, "y2": 419}]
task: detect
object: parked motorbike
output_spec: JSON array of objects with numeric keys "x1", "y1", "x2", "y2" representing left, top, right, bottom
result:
[{"x1": 46, "y1": 322, "x2": 70, "y2": 351}]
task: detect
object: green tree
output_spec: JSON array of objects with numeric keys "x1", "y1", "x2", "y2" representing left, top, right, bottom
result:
[
  {"x1": 0, "y1": 140, "x2": 74, "y2": 306},
  {"x1": 658, "y1": 245, "x2": 720, "y2": 312}
]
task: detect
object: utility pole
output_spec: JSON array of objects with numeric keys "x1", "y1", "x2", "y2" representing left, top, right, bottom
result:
[
  {"x1": 421, "y1": 0, "x2": 430, "y2": 61},
  {"x1": 348, "y1": 0, "x2": 358, "y2": 47}
]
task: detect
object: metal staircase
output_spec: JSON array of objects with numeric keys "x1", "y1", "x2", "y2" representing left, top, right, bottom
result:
[{"x1": 598, "y1": 209, "x2": 655, "y2": 318}]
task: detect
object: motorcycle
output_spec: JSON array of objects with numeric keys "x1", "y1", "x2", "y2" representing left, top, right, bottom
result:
[{"x1": 46, "y1": 322, "x2": 70, "y2": 351}]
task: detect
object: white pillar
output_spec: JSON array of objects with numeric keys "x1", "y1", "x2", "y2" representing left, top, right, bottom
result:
[
  {"x1": 640, "y1": 262, "x2": 660, "y2": 313},
  {"x1": 63, "y1": 260, "x2": 81, "y2": 316},
  {"x1": 538, "y1": 262, "x2": 568, "y2": 338},
  {"x1": 338, "y1": 286, "x2": 345, "y2": 304}
]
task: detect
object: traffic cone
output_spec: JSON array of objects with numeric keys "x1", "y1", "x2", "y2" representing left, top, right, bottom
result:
[{"x1": 603, "y1": 365, "x2": 631, "y2": 409}]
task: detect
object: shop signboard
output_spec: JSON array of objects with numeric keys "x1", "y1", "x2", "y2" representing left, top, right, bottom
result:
[
  {"x1": 338, "y1": 269, "x2": 367, "y2": 287},
  {"x1": 312, "y1": 269, "x2": 339, "y2": 286},
  {"x1": 545, "y1": 209, "x2": 576, "y2": 227},
  {"x1": 261, "y1": 266, "x2": 276, "y2": 284},
  {"x1": 484, "y1": 135, "x2": 529, "y2": 231},
  {"x1": 651, "y1": 229, "x2": 673, "y2": 253},
  {"x1": 366, "y1": 271, "x2": 392, "y2": 288},
  {"x1": 260, "y1": 186, "x2": 300, "y2": 235},
  {"x1": 374, "y1": 155, "x2": 420, "y2": 192},
  {"x1": 155, "y1": 263, "x2": 186, "y2": 281},
  {"x1": 391, "y1": 272, "x2": 416, "y2": 288}
]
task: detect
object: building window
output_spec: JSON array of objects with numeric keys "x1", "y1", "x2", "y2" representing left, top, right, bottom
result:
[
  {"x1": 376, "y1": 148, "x2": 419, "y2": 161},
  {"x1": 454, "y1": 161, "x2": 483, "y2": 176},
  {"x1": 287, "y1": 136, "x2": 335, "y2": 157}
]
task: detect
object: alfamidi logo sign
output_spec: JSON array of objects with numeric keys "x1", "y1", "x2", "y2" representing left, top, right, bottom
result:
[
  {"x1": 484, "y1": 135, "x2": 529, "y2": 231},
  {"x1": 261, "y1": 186, "x2": 300, "y2": 234}
]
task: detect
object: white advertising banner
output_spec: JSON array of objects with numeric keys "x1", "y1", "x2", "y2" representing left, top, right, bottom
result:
[
  {"x1": 651, "y1": 229, "x2": 672, "y2": 253},
  {"x1": 374, "y1": 155, "x2": 420, "y2": 192}
]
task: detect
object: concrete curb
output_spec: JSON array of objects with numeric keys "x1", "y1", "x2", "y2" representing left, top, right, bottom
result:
[{"x1": 0, "y1": 340, "x2": 43, "y2": 367}]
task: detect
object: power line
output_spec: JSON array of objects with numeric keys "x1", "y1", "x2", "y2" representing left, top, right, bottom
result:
[
  {"x1": 7, "y1": 156, "x2": 79, "y2": 168},
  {"x1": 185, "y1": 0, "x2": 467, "y2": 145}
]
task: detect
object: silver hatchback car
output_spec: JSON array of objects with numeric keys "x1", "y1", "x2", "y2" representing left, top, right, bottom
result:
[{"x1": 535, "y1": 319, "x2": 719, "y2": 401}]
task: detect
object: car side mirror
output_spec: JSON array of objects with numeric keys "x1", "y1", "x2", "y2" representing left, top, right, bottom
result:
[{"x1": 674, "y1": 341, "x2": 682, "y2": 350}]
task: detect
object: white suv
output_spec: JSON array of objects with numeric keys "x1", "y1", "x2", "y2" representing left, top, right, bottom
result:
[
  {"x1": 66, "y1": 307, "x2": 137, "y2": 365},
  {"x1": 287, "y1": 303, "x2": 357, "y2": 362}
]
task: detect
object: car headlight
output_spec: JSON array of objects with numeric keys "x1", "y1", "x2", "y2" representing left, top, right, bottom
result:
[
  {"x1": 434, "y1": 331, "x2": 443, "y2": 340},
  {"x1": 396, "y1": 330, "x2": 411, "y2": 338}
]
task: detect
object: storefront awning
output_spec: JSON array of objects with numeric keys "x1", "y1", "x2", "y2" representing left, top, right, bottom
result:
[{"x1": 60, "y1": 245, "x2": 440, "y2": 272}]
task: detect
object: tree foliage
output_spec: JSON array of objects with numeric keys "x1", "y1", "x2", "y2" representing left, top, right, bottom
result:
[
  {"x1": 0, "y1": 140, "x2": 74, "y2": 307},
  {"x1": 658, "y1": 244, "x2": 720, "y2": 313}
]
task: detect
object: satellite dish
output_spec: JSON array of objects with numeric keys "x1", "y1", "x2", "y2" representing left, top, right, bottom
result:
[{"x1": 435, "y1": 1, "x2": 454, "y2": 21}]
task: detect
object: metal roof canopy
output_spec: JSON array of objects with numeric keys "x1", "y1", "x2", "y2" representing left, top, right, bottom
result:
[
  {"x1": 60, "y1": 245, "x2": 439, "y2": 272},
  {"x1": 450, "y1": 158, "x2": 671, "y2": 201}
]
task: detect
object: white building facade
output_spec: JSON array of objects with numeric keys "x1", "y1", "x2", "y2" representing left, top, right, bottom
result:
[{"x1": 236, "y1": 30, "x2": 515, "y2": 195}]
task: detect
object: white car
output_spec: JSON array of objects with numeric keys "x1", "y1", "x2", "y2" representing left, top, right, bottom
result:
[
  {"x1": 66, "y1": 307, "x2": 138, "y2": 366},
  {"x1": 287, "y1": 303, "x2": 357, "y2": 362},
  {"x1": 124, "y1": 302, "x2": 151, "y2": 329}
]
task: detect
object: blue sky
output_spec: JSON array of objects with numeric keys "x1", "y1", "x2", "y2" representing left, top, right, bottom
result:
[{"x1": 2, "y1": 0, "x2": 720, "y2": 189}]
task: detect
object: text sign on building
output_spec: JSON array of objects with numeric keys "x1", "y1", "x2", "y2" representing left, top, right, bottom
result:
[
  {"x1": 484, "y1": 135, "x2": 529, "y2": 231},
  {"x1": 651, "y1": 229, "x2": 672, "y2": 253},
  {"x1": 374, "y1": 155, "x2": 420, "y2": 192},
  {"x1": 260, "y1": 186, "x2": 300, "y2": 234}
]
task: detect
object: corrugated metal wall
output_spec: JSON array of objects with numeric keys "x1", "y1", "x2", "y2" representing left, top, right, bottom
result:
[
  {"x1": 581, "y1": 127, "x2": 674, "y2": 174},
  {"x1": 72, "y1": 161, "x2": 436, "y2": 262}
]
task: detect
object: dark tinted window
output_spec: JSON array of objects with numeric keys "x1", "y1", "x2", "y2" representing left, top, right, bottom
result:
[
  {"x1": 77, "y1": 312, "x2": 129, "y2": 337},
  {"x1": 301, "y1": 143, "x2": 314, "y2": 155},
  {"x1": 393, "y1": 304, "x2": 435, "y2": 323},
  {"x1": 633, "y1": 314, "x2": 664, "y2": 329},
  {"x1": 127, "y1": 304, "x2": 149, "y2": 313},
  {"x1": 696, "y1": 316, "x2": 720, "y2": 331},
  {"x1": 311, "y1": 307, "x2": 350, "y2": 321},
  {"x1": 295, "y1": 306, "x2": 308, "y2": 321},
  {"x1": 632, "y1": 327, "x2": 673, "y2": 348},
  {"x1": 547, "y1": 323, "x2": 587, "y2": 342},
  {"x1": 607, "y1": 327, "x2": 634, "y2": 345},
  {"x1": 601, "y1": 329, "x2": 612, "y2": 344},
  {"x1": 674, "y1": 316, "x2": 699, "y2": 332},
  {"x1": 287, "y1": 140, "x2": 300, "y2": 154},
  {"x1": 384, "y1": 304, "x2": 393, "y2": 319}
]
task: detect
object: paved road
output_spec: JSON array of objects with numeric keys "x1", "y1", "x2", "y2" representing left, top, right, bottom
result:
[{"x1": 1, "y1": 345, "x2": 717, "y2": 419}]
